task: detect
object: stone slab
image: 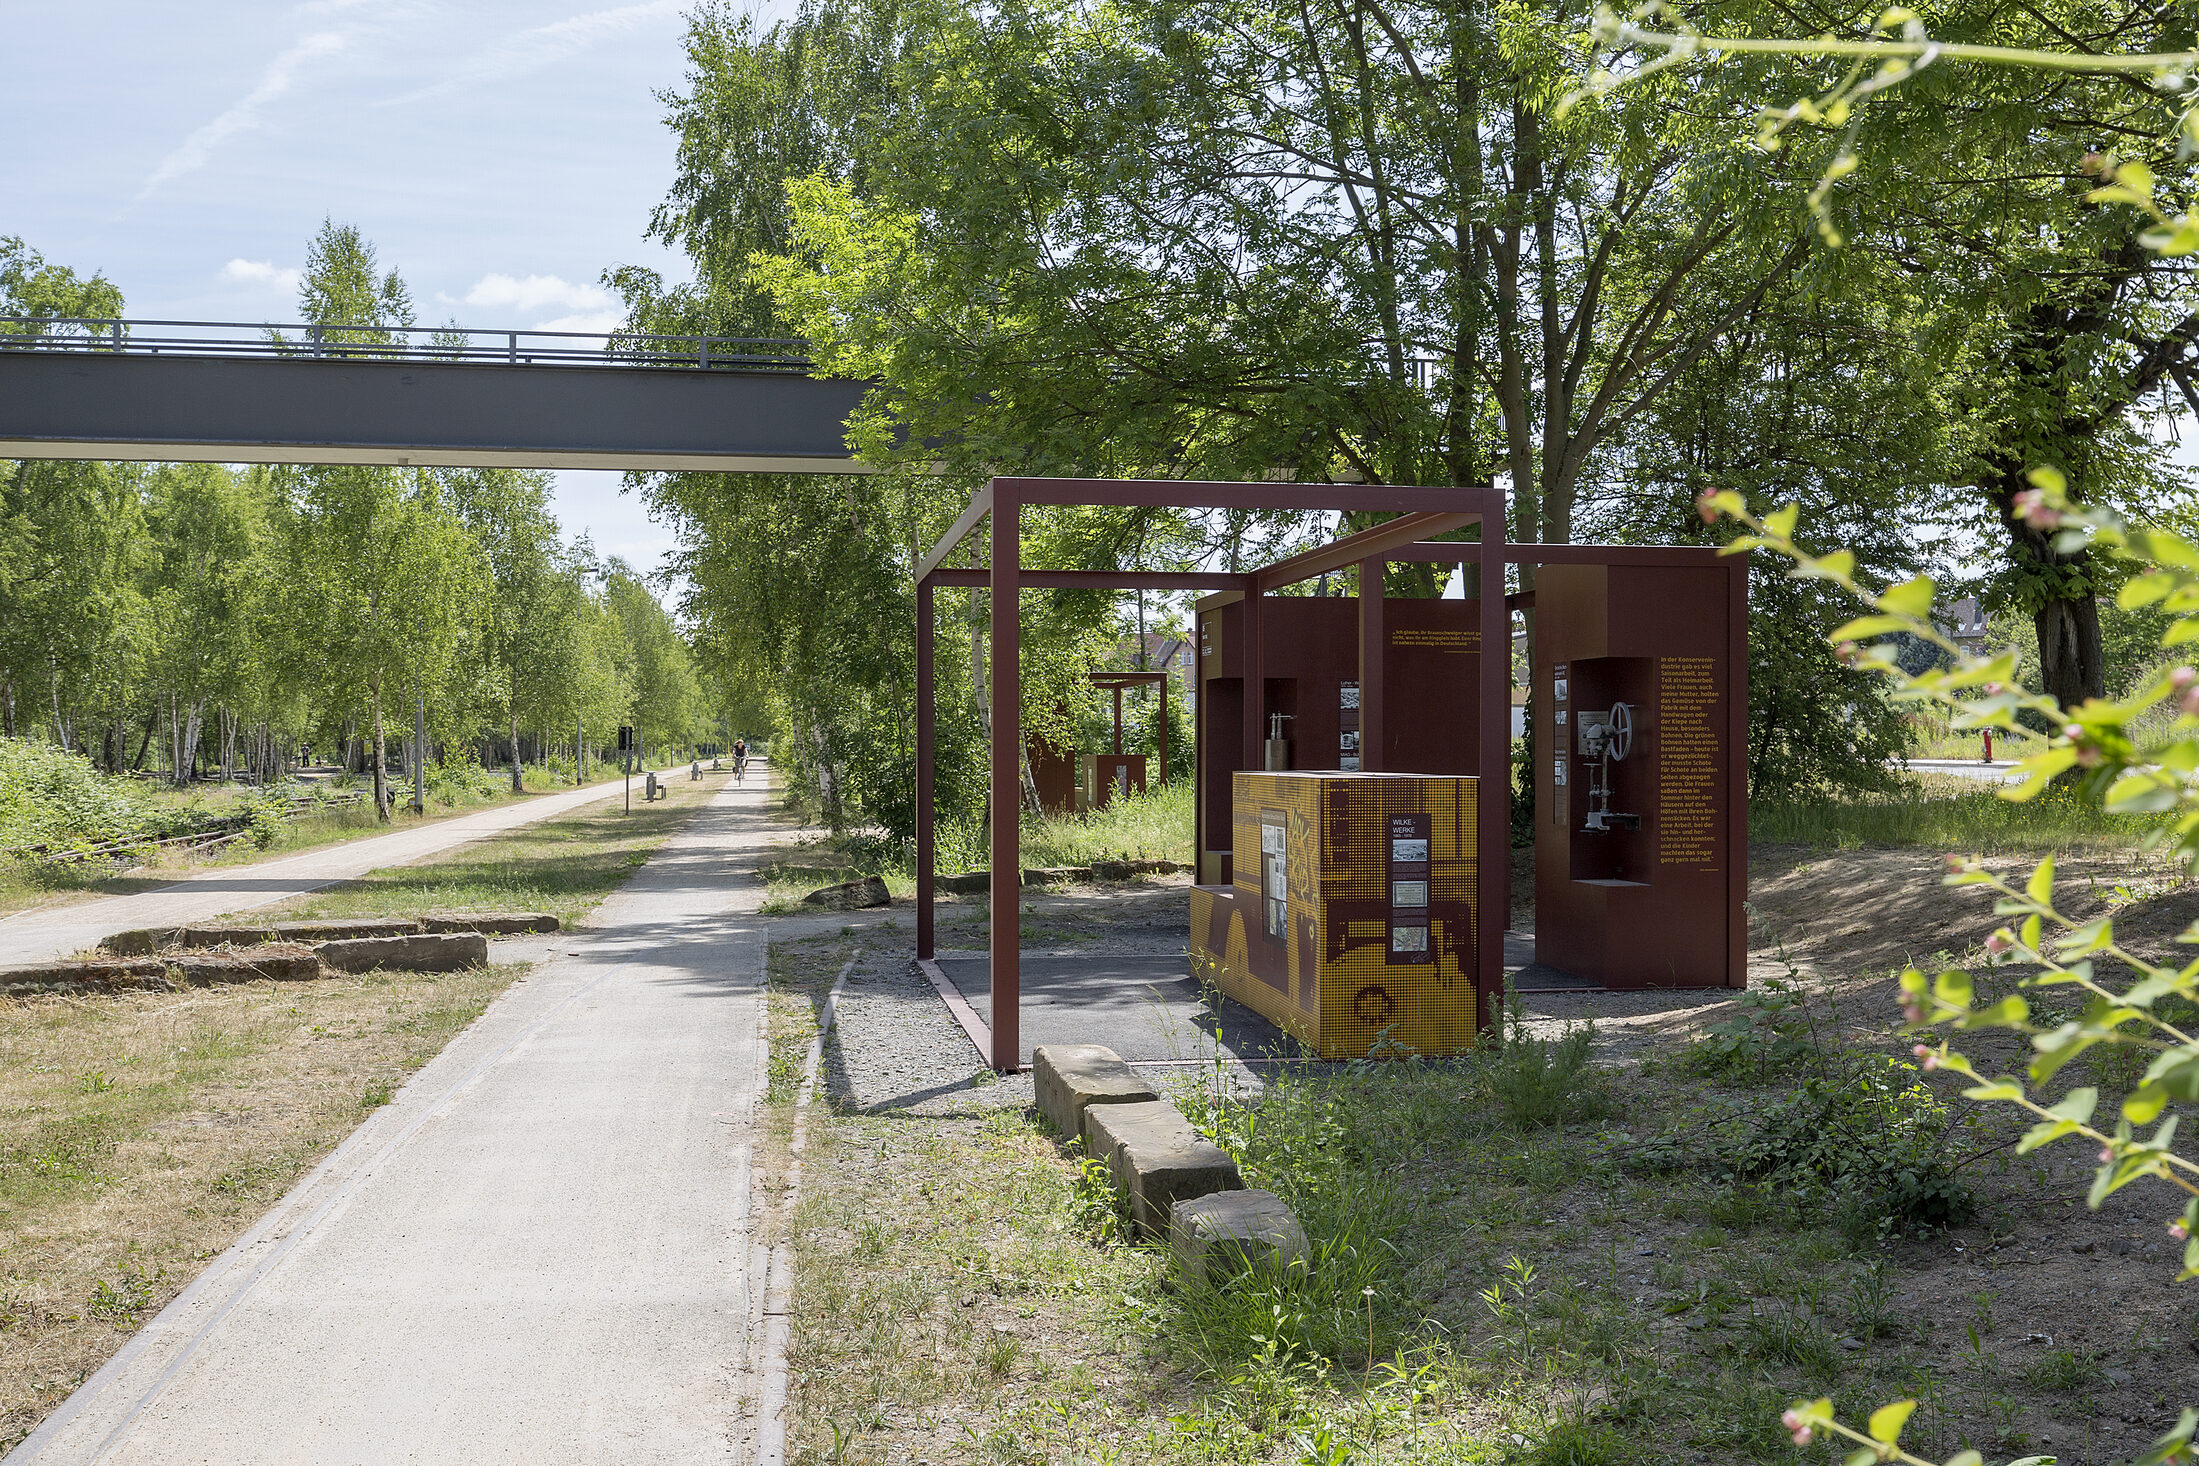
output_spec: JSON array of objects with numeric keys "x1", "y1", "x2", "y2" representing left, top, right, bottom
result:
[
  {"x1": 421, "y1": 912, "x2": 561, "y2": 935},
  {"x1": 801, "y1": 876, "x2": 889, "y2": 910},
  {"x1": 317, "y1": 932, "x2": 489, "y2": 974},
  {"x1": 104, "y1": 927, "x2": 181, "y2": 957},
  {"x1": 1020, "y1": 866, "x2": 1095, "y2": 887},
  {"x1": 0, "y1": 957, "x2": 173, "y2": 999},
  {"x1": 169, "y1": 943, "x2": 325, "y2": 986},
  {"x1": 1170, "y1": 1188, "x2": 1308, "y2": 1285},
  {"x1": 1031, "y1": 1043, "x2": 1158, "y2": 1139},
  {"x1": 169, "y1": 918, "x2": 426, "y2": 949},
  {"x1": 1082, "y1": 1099, "x2": 1241, "y2": 1237}
]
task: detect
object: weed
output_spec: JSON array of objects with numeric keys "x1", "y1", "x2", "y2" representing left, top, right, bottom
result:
[
  {"x1": 1484, "y1": 992, "x2": 1609, "y2": 1129},
  {"x1": 1674, "y1": 979, "x2": 1816, "y2": 1082},
  {"x1": 2025, "y1": 1345, "x2": 2107, "y2": 1391},
  {"x1": 1522, "y1": 1418, "x2": 1630, "y2": 1465},
  {"x1": 1840, "y1": 1263, "x2": 1900, "y2": 1341},
  {"x1": 84, "y1": 1260, "x2": 165, "y2": 1329},
  {"x1": 982, "y1": 1328, "x2": 1021, "y2": 1377},
  {"x1": 75, "y1": 1071, "x2": 116, "y2": 1095},
  {"x1": 359, "y1": 1082, "x2": 392, "y2": 1110},
  {"x1": 1745, "y1": 1305, "x2": 1840, "y2": 1376}
]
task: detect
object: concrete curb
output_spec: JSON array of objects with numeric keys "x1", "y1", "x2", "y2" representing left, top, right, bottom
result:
[{"x1": 753, "y1": 957, "x2": 852, "y2": 1466}]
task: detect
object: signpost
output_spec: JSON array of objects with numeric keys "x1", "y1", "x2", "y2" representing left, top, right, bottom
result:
[{"x1": 619, "y1": 726, "x2": 634, "y2": 813}]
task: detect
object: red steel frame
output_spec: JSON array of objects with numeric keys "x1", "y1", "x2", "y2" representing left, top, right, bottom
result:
[{"x1": 914, "y1": 477, "x2": 1510, "y2": 1072}]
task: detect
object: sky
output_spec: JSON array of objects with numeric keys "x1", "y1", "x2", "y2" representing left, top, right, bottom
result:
[{"x1": 3, "y1": 0, "x2": 791, "y2": 579}]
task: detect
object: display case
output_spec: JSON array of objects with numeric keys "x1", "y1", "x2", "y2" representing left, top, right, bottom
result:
[{"x1": 1189, "y1": 770, "x2": 1481, "y2": 1058}]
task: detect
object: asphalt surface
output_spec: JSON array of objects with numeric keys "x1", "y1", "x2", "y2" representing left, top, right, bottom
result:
[
  {"x1": 0, "y1": 764, "x2": 694, "y2": 966},
  {"x1": 6, "y1": 774, "x2": 774, "y2": 1466}
]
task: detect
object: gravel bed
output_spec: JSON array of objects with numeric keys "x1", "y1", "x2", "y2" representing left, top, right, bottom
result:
[{"x1": 820, "y1": 948, "x2": 1033, "y2": 1116}]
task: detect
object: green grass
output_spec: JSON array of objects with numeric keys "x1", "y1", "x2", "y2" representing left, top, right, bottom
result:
[
  {"x1": 757, "y1": 780, "x2": 1194, "y2": 909},
  {"x1": 1751, "y1": 772, "x2": 2169, "y2": 853},
  {"x1": 0, "y1": 764, "x2": 647, "y2": 919},
  {"x1": 1017, "y1": 779, "x2": 1192, "y2": 868},
  {"x1": 254, "y1": 769, "x2": 730, "y2": 927}
]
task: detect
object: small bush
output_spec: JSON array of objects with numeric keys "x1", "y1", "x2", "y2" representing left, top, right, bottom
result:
[{"x1": 1674, "y1": 981, "x2": 1817, "y2": 1082}]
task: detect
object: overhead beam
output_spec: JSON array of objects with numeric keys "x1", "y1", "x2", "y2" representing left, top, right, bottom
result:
[
  {"x1": 1251, "y1": 511, "x2": 1481, "y2": 592},
  {"x1": 1004, "y1": 477, "x2": 1502, "y2": 514},
  {"x1": 924, "y1": 568, "x2": 1238, "y2": 591},
  {"x1": 0, "y1": 351, "x2": 871, "y2": 473}
]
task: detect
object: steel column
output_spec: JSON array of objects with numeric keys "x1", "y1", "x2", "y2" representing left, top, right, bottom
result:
[
  {"x1": 989, "y1": 498, "x2": 1022, "y2": 1072},
  {"x1": 1726, "y1": 556, "x2": 1750, "y2": 988},
  {"x1": 917, "y1": 575, "x2": 936, "y2": 962},
  {"x1": 1475, "y1": 531, "x2": 1512, "y2": 1032},
  {"x1": 1240, "y1": 574, "x2": 1263, "y2": 776},
  {"x1": 1359, "y1": 559, "x2": 1385, "y2": 772}
]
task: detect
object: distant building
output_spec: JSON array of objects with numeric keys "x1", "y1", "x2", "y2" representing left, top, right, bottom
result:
[
  {"x1": 1938, "y1": 597, "x2": 1990, "y2": 656},
  {"x1": 1115, "y1": 632, "x2": 1196, "y2": 710}
]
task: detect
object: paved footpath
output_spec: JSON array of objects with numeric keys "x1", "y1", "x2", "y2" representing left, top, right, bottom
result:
[
  {"x1": 0, "y1": 765, "x2": 693, "y2": 966},
  {"x1": 6, "y1": 776, "x2": 777, "y2": 1466}
]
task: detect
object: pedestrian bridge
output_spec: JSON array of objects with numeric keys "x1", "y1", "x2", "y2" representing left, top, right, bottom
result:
[{"x1": 0, "y1": 317, "x2": 870, "y2": 473}]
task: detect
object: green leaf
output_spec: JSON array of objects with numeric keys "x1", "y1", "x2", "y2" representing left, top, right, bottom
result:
[
  {"x1": 1962, "y1": 995, "x2": 2030, "y2": 1028},
  {"x1": 1946, "y1": 1453, "x2": 1985, "y2": 1466},
  {"x1": 1877, "y1": 575, "x2": 1934, "y2": 618},
  {"x1": 2018, "y1": 1117, "x2": 2083, "y2": 1154},
  {"x1": 2048, "y1": 1087, "x2": 2099, "y2": 1124},
  {"x1": 1829, "y1": 615, "x2": 1910, "y2": 641},
  {"x1": 2028, "y1": 465, "x2": 2068, "y2": 495},
  {"x1": 2027, "y1": 856, "x2": 2056, "y2": 906},
  {"x1": 2021, "y1": 913, "x2": 2043, "y2": 951},
  {"x1": 1965, "y1": 1079, "x2": 2025, "y2": 1100},
  {"x1": 2107, "y1": 771, "x2": 2181, "y2": 813},
  {"x1": 1843, "y1": 1450, "x2": 1876, "y2": 1466},
  {"x1": 1763, "y1": 503, "x2": 1799, "y2": 539},
  {"x1": 1932, "y1": 970, "x2": 1973, "y2": 1009},
  {"x1": 2120, "y1": 573, "x2": 2176, "y2": 609},
  {"x1": 1866, "y1": 1399, "x2": 1915, "y2": 1445},
  {"x1": 2125, "y1": 1083, "x2": 2169, "y2": 1125}
]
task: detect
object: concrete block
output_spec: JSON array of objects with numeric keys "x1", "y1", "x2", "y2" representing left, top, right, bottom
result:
[
  {"x1": 104, "y1": 927, "x2": 180, "y2": 957},
  {"x1": 1032, "y1": 1043, "x2": 1158, "y2": 1139},
  {"x1": 173, "y1": 918, "x2": 424, "y2": 949},
  {"x1": 938, "y1": 871, "x2": 989, "y2": 895},
  {"x1": 0, "y1": 958, "x2": 174, "y2": 999},
  {"x1": 1170, "y1": 1189, "x2": 1308, "y2": 1285},
  {"x1": 801, "y1": 876, "x2": 889, "y2": 910},
  {"x1": 1021, "y1": 866, "x2": 1096, "y2": 887},
  {"x1": 421, "y1": 911, "x2": 559, "y2": 935},
  {"x1": 317, "y1": 932, "x2": 489, "y2": 973},
  {"x1": 1082, "y1": 1099, "x2": 1242, "y2": 1237},
  {"x1": 169, "y1": 944, "x2": 324, "y2": 986}
]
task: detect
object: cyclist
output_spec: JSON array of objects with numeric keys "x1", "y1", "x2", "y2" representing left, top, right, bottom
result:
[{"x1": 732, "y1": 738, "x2": 749, "y2": 783}]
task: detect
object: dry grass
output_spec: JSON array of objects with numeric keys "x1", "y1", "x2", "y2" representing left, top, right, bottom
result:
[
  {"x1": 0, "y1": 963, "x2": 520, "y2": 1450},
  {"x1": 243, "y1": 769, "x2": 731, "y2": 929}
]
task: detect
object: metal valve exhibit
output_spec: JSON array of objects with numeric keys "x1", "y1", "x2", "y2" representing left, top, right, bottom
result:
[{"x1": 1575, "y1": 700, "x2": 1640, "y2": 834}]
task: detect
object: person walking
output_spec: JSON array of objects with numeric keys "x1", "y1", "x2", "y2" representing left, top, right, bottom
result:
[{"x1": 1981, "y1": 727, "x2": 1994, "y2": 764}]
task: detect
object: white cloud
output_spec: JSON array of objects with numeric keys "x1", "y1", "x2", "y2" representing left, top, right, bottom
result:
[
  {"x1": 380, "y1": 1, "x2": 682, "y2": 106},
  {"x1": 462, "y1": 271, "x2": 617, "y2": 315},
  {"x1": 140, "y1": 30, "x2": 355, "y2": 197},
  {"x1": 530, "y1": 309, "x2": 628, "y2": 335},
  {"x1": 219, "y1": 258, "x2": 303, "y2": 294}
]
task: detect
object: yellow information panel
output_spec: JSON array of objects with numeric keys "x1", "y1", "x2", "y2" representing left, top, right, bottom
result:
[{"x1": 1188, "y1": 771, "x2": 1480, "y2": 1058}]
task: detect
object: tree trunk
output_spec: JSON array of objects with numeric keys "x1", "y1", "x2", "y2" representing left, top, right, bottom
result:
[
  {"x1": 509, "y1": 711, "x2": 524, "y2": 794},
  {"x1": 371, "y1": 680, "x2": 391, "y2": 821},
  {"x1": 1991, "y1": 470, "x2": 2106, "y2": 709}
]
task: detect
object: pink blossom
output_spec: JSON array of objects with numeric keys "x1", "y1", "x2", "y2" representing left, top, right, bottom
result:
[
  {"x1": 1900, "y1": 996, "x2": 1924, "y2": 1024},
  {"x1": 2101, "y1": 1146, "x2": 2115, "y2": 1164},
  {"x1": 2174, "y1": 667, "x2": 2197, "y2": 692},
  {"x1": 1986, "y1": 932, "x2": 2012, "y2": 955},
  {"x1": 1836, "y1": 641, "x2": 1859, "y2": 664},
  {"x1": 2171, "y1": 1220, "x2": 2188, "y2": 1240},
  {"x1": 1696, "y1": 489, "x2": 1721, "y2": 525},
  {"x1": 1781, "y1": 1411, "x2": 1812, "y2": 1446},
  {"x1": 1913, "y1": 1044, "x2": 1941, "y2": 1070},
  {"x1": 1986, "y1": 681, "x2": 2005, "y2": 695},
  {"x1": 2077, "y1": 745, "x2": 2104, "y2": 767},
  {"x1": 2182, "y1": 686, "x2": 2199, "y2": 719},
  {"x1": 2014, "y1": 488, "x2": 2064, "y2": 529}
]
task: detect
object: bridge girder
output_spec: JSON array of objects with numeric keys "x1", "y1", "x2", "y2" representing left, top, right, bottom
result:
[{"x1": 0, "y1": 352, "x2": 872, "y2": 473}]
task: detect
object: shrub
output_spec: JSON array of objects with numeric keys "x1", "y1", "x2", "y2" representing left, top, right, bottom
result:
[
  {"x1": 0, "y1": 738, "x2": 150, "y2": 846},
  {"x1": 1674, "y1": 980, "x2": 1817, "y2": 1082}
]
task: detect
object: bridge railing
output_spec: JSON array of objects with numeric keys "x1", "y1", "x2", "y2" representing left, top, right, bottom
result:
[{"x1": 0, "y1": 316, "x2": 814, "y2": 373}]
